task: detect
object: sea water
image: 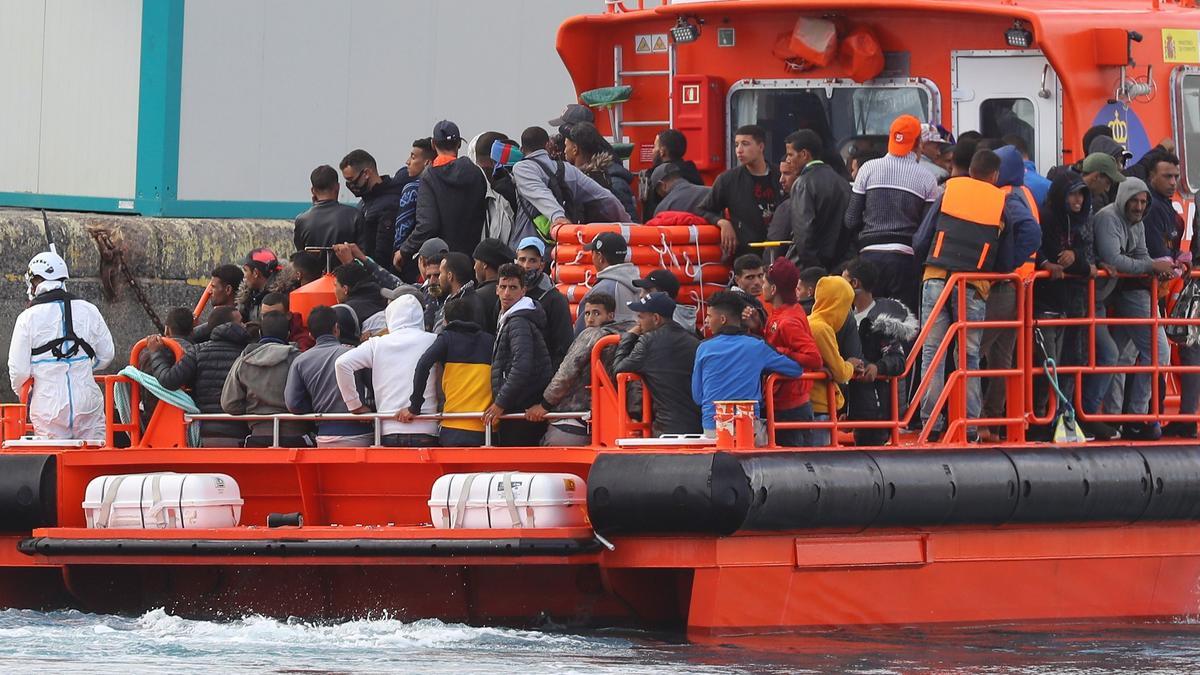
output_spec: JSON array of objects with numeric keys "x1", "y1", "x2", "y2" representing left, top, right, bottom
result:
[{"x1": 2, "y1": 609, "x2": 1200, "y2": 673}]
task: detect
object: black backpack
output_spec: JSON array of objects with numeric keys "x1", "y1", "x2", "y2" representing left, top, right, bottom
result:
[
  {"x1": 525, "y1": 158, "x2": 612, "y2": 227},
  {"x1": 1168, "y1": 277, "x2": 1200, "y2": 346}
]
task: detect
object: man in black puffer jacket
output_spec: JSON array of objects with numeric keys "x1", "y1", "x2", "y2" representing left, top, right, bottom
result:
[
  {"x1": 399, "y1": 120, "x2": 488, "y2": 263},
  {"x1": 146, "y1": 305, "x2": 251, "y2": 447},
  {"x1": 483, "y1": 264, "x2": 552, "y2": 446}
]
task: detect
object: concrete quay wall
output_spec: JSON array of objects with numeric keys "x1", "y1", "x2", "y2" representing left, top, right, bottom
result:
[{"x1": 0, "y1": 208, "x2": 293, "y2": 401}]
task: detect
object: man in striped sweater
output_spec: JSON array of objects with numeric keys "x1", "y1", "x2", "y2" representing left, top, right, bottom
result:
[{"x1": 844, "y1": 114, "x2": 939, "y2": 313}]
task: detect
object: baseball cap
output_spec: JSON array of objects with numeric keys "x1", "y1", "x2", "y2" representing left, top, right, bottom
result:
[
  {"x1": 244, "y1": 248, "x2": 279, "y2": 274},
  {"x1": 1081, "y1": 152, "x2": 1127, "y2": 185},
  {"x1": 632, "y1": 269, "x2": 681, "y2": 299},
  {"x1": 517, "y1": 236, "x2": 546, "y2": 257},
  {"x1": 920, "y1": 123, "x2": 954, "y2": 146},
  {"x1": 767, "y1": 257, "x2": 800, "y2": 305},
  {"x1": 585, "y1": 232, "x2": 629, "y2": 262},
  {"x1": 649, "y1": 162, "x2": 682, "y2": 186},
  {"x1": 417, "y1": 237, "x2": 449, "y2": 259},
  {"x1": 380, "y1": 283, "x2": 429, "y2": 305},
  {"x1": 888, "y1": 114, "x2": 922, "y2": 156},
  {"x1": 627, "y1": 291, "x2": 676, "y2": 318},
  {"x1": 549, "y1": 103, "x2": 594, "y2": 127},
  {"x1": 472, "y1": 238, "x2": 516, "y2": 269},
  {"x1": 433, "y1": 120, "x2": 461, "y2": 144}
]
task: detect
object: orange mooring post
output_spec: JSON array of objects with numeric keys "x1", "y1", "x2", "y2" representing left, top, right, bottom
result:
[
  {"x1": 714, "y1": 401, "x2": 756, "y2": 449},
  {"x1": 290, "y1": 274, "x2": 337, "y2": 326}
]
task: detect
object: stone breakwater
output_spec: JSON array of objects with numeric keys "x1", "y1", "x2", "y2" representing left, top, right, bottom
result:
[{"x1": 0, "y1": 208, "x2": 293, "y2": 401}]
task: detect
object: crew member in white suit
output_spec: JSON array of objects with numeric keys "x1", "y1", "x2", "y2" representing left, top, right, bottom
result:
[{"x1": 8, "y1": 245, "x2": 114, "y2": 440}]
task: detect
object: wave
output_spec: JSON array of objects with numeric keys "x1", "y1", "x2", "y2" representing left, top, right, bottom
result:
[{"x1": 0, "y1": 608, "x2": 743, "y2": 675}]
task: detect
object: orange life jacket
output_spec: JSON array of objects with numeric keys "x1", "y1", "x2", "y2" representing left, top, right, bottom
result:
[{"x1": 926, "y1": 177, "x2": 1007, "y2": 272}]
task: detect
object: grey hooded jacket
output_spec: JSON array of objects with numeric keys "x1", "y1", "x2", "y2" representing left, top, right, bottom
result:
[
  {"x1": 1093, "y1": 177, "x2": 1153, "y2": 300},
  {"x1": 221, "y1": 339, "x2": 307, "y2": 438}
]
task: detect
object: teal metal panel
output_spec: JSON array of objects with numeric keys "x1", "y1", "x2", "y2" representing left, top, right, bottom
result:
[
  {"x1": 133, "y1": 0, "x2": 185, "y2": 216},
  {"x1": 163, "y1": 200, "x2": 310, "y2": 220},
  {"x1": 0, "y1": 193, "x2": 137, "y2": 214}
]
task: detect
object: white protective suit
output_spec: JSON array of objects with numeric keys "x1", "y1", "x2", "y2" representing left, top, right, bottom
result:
[{"x1": 8, "y1": 280, "x2": 115, "y2": 440}]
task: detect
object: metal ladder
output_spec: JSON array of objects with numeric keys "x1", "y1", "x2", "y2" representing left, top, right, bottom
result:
[{"x1": 606, "y1": 43, "x2": 675, "y2": 143}]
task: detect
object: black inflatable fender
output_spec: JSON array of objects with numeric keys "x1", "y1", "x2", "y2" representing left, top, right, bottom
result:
[
  {"x1": 0, "y1": 454, "x2": 57, "y2": 531},
  {"x1": 1137, "y1": 445, "x2": 1200, "y2": 520},
  {"x1": 739, "y1": 451, "x2": 883, "y2": 531},
  {"x1": 1004, "y1": 447, "x2": 1151, "y2": 523},
  {"x1": 588, "y1": 452, "x2": 750, "y2": 535}
]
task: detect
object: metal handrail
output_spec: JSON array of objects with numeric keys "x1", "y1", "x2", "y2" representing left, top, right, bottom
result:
[
  {"x1": 184, "y1": 411, "x2": 590, "y2": 448},
  {"x1": 759, "y1": 268, "x2": 1200, "y2": 448}
]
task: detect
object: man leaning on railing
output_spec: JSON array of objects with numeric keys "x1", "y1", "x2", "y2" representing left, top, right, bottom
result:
[{"x1": 1090, "y1": 177, "x2": 1175, "y2": 440}]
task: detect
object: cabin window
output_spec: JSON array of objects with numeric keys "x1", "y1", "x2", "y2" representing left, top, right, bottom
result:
[
  {"x1": 1176, "y1": 72, "x2": 1200, "y2": 193},
  {"x1": 728, "y1": 84, "x2": 932, "y2": 169},
  {"x1": 978, "y1": 98, "x2": 1037, "y2": 157}
]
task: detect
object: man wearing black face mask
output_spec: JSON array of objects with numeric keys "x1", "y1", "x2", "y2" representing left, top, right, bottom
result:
[
  {"x1": 339, "y1": 149, "x2": 409, "y2": 270},
  {"x1": 514, "y1": 236, "x2": 573, "y2": 370}
]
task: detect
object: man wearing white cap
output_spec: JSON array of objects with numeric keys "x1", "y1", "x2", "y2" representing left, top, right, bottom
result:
[
  {"x1": 8, "y1": 245, "x2": 114, "y2": 440},
  {"x1": 514, "y1": 236, "x2": 574, "y2": 369}
]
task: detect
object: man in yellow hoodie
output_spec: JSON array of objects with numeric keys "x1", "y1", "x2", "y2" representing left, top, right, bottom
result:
[{"x1": 807, "y1": 276, "x2": 862, "y2": 445}]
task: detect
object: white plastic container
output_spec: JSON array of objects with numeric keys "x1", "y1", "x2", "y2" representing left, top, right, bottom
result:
[
  {"x1": 428, "y1": 472, "x2": 588, "y2": 529},
  {"x1": 83, "y1": 472, "x2": 243, "y2": 529}
]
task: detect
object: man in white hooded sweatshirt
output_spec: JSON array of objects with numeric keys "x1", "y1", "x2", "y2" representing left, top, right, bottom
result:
[
  {"x1": 8, "y1": 245, "x2": 114, "y2": 440},
  {"x1": 334, "y1": 294, "x2": 438, "y2": 446}
]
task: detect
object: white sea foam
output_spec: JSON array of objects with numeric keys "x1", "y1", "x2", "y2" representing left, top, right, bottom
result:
[
  {"x1": 0, "y1": 608, "x2": 740, "y2": 675},
  {"x1": 3, "y1": 608, "x2": 1196, "y2": 674}
]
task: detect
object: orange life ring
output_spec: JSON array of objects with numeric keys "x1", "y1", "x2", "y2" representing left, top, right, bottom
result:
[
  {"x1": 553, "y1": 243, "x2": 724, "y2": 266},
  {"x1": 553, "y1": 263, "x2": 731, "y2": 285},
  {"x1": 129, "y1": 336, "x2": 184, "y2": 368},
  {"x1": 552, "y1": 223, "x2": 721, "y2": 246}
]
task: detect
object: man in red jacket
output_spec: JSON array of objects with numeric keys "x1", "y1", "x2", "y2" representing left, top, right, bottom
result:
[{"x1": 762, "y1": 257, "x2": 824, "y2": 446}]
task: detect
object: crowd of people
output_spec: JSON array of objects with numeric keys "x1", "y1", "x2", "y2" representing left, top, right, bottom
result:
[{"x1": 113, "y1": 103, "x2": 1197, "y2": 448}]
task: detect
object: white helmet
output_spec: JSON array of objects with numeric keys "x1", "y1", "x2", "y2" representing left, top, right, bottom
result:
[{"x1": 27, "y1": 244, "x2": 69, "y2": 281}]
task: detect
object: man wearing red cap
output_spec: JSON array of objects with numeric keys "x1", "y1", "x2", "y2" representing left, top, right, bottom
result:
[
  {"x1": 238, "y1": 248, "x2": 281, "y2": 324},
  {"x1": 763, "y1": 258, "x2": 824, "y2": 446},
  {"x1": 844, "y1": 114, "x2": 940, "y2": 313}
]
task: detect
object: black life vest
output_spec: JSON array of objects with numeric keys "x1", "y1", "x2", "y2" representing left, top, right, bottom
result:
[
  {"x1": 925, "y1": 177, "x2": 1007, "y2": 272},
  {"x1": 29, "y1": 289, "x2": 97, "y2": 361}
]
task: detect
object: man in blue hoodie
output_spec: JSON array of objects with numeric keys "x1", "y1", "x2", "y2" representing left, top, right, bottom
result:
[
  {"x1": 978, "y1": 145, "x2": 1044, "y2": 440},
  {"x1": 692, "y1": 291, "x2": 804, "y2": 443},
  {"x1": 1002, "y1": 134, "x2": 1051, "y2": 207}
]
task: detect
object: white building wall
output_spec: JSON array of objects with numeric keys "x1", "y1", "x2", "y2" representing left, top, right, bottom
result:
[
  {"x1": 0, "y1": 0, "x2": 141, "y2": 198},
  {"x1": 177, "y1": 0, "x2": 597, "y2": 203}
]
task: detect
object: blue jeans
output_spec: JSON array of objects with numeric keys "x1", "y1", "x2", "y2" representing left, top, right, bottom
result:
[
  {"x1": 381, "y1": 433, "x2": 439, "y2": 447},
  {"x1": 812, "y1": 413, "x2": 831, "y2": 447},
  {"x1": 1107, "y1": 290, "x2": 1170, "y2": 415},
  {"x1": 1082, "y1": 301, "x2": 1119, "y2": 414},
  {"x1": 775, "y1": 402, "x2": 814, "y2": 447},
  {"x1": 439, "y1": 427, "x2": 485, "y2": 447},
  {"x1": 919, "y1": 278, "x2": 986, "y2": 431}
]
